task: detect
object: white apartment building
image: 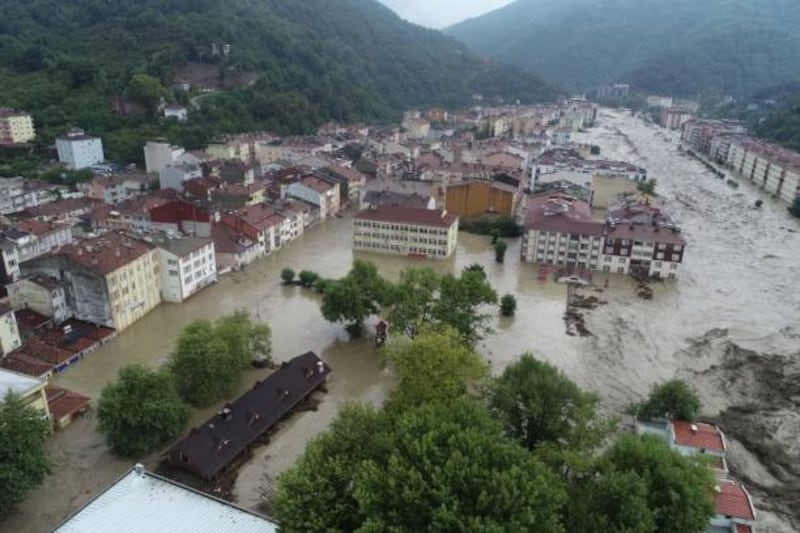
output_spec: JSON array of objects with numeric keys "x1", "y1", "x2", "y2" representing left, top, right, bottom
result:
[
  {"x1": 155, "y1": 236, "x2": 217, "y2": 303},
  {"x1": 0, "y1": 220, "x2": 73, "y2": 283},
  {"x1": 353, "y1": 206, "x2": 459, "y2": 259},
  {"x1": 285, "y1": 176, "x2": 340, "y2": 220},
  {"x1": 0, "y1": 303, "x2": 21, "y2": 355},
  {"x1": 727, "y1": 138, "x2": 800, "y2": 203},
  {"x1": 144, "y1": 141, "x2": 187, "y2": 174},
  {"x1": 0, "y1": 108, "x2": 35, "y2": 144},
  {"x1": 56, "y1": 129, "x2": 104, "y2": 169}
]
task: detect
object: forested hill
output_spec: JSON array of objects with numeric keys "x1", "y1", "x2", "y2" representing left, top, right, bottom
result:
[
  {"x1": 754, "y1": 99, "x2": 800, "y2": 154},
  {"x1": 445, "y1": 0, "x2": 800, "y2": 98},
  {"x1": 0, "y1": 0, "x2": 557, "y2": 163}
]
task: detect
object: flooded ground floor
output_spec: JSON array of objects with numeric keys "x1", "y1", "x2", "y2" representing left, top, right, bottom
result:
[{"x1": 3, "y1": 110, "x2": 799, "y2": 532}]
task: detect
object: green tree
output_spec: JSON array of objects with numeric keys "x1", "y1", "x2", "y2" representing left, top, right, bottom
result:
[
  {"x1": 386, "y1": 267, "x2": 442, "y2": 338},
  {"x1": 280, "y1": 267, "x2": 295, "y2": 284},
  {"x1": 603, "y1": 435, "x2": 715, "y2": 533},
  {"x1": 500, "y1": 293, "x2": 517, "y2": 316},
  {"x1": 168, "y1": 321, "x2": 239, "y2": 406},
  {"x1": 490, "y1": 228, "x2": 501, "y2": 244},
  {"x1": 97, "y1": 365, "x2": 188, "y2": 456},
  {"x1": 564, "y1": 468, "x2": 657, "y2": 533},
  {"x1": 215, "y1": 310, "x2": 272, "y2": 369},
  {"x1": 0, "y1": 392, "x2": 51, "y2": 519},
  {"x1": 126, "y1": 74, "x2": 165, "y2": 113},
  {"x1": 321, "y1": 261, "x2": 389, "y2": 336},
  {"x1": 354, "y1": 400, "x2": 566, "y2": 532},
  {"x1": 495, "y1": 240, "x2": 508, "y2": 263},
  {"x1": 273, "y1": 404, "x2": 389, "y2": 531},
  {"x1": 489, "y1": 354, "x2": 607, "y2": 452},
  {"x1": 590, "y1": 145, "x2": 601, "y2": 155},
  {"x1": 298, "y1": 270, "x2": 320, "y2": 288},
  {"x1": 637, "y1": 179, "x2": 658, "y2": 195},
  {"x1": 789, "y1": 196, "x2": 800, "y2": 218},
  {"x1": 634, "y1": 379, "x2": 702, "y2": 421},
  {"x1": 386, "y1": 327, "x2": 488, "y2": 410}
]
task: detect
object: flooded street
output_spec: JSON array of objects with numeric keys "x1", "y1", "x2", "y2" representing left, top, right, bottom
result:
[{"x1": 4, "y1": 109, "x2": 800, "y2": 532}]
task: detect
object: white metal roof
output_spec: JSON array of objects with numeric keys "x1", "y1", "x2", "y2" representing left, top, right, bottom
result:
[
  {"x1": 0, "y1": 368, "x2": 44, "y2": 397},
  {"x1": 54, "y1": 466, "x2": 278, "y2": 533}
]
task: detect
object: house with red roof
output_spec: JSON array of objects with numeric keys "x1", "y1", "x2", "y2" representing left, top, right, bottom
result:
[
  {"x1": 711, "y1": 480, "x2": 756, "y2": 533},
  {"x1": 637, "y1": 418, "x2": 728, "y2": 474}
]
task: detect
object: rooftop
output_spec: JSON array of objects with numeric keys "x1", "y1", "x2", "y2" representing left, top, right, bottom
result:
[
  {"x1": 672, "y1": 420, "x2": 726, "y2": 453},
  {"x1": 53, "y1": 466, "x2": 277, "y2": 533},
  {"x1": 153, "y1": 235, "x2": 211, "y2": 258},
  {"x1": 168, "y1": 352, "x2": 330, "y2": 480},
  {"x1": 0, "y1": 368, "x2": 44, "y2": 397},
  {"x1": 58, "y1": 232, "x2": 154, "y2": 275},
  {"x1": 355, "y1": 206, "x2": 458, "y2": 228},
  {"x1": 714, "y1": 480, "x2": 755, "y2": 521}
]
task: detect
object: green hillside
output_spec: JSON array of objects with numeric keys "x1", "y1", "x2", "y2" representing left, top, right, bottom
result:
[
  {"x1": 446, "y1": 0, "x2": 800, "y2": 97},
  {"x1": 0, "y1": 0, "x2": 557, "y2": 165}
]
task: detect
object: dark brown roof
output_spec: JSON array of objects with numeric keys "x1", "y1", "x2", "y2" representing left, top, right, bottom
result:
[
  {"x1": 355, "y1": 206, "x2": 458, "y2": 228},
  {"x1": 58, "y1": 232, "x2": 154, "y2": 275},
  {"x1": 168, "y1": 352, "x2": 331, "y2": 480}
]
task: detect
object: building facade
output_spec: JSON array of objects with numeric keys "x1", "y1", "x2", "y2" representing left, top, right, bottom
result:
[
  {"x1": 0, "y1": 108, "x2": 35, "y2": 145},
  {"x1": 0, "y1": 303, "x2": 22, "y2": 355},
  {"x1": 56, "y1": 129, "x2": 104, "y2": 169},
  {"x1": 155, "y1": 236, "x2": 217, "y2": 303},
  {"x1": 353, "y1": 206, "x2": 459, "y2": 259},
  {"x1": 8, "y1": 275, "x2": 70, "y2": 324}
]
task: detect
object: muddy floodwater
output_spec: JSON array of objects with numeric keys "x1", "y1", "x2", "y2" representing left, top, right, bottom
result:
[{"x1": 3, "y1": 109, "x2": 800, "y2": 532}]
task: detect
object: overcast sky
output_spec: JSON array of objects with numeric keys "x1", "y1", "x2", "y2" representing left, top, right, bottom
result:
[{"x1": 379, "y1": 0, "x2": 512, "y2": 29}]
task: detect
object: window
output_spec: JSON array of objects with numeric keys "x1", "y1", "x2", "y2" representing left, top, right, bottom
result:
[
  {"x1": 617, "y1": 267, "x2": 625, "y2": 273},
  {"x1": 655, "y1": 261, "x2": 662, "y2": 268}
]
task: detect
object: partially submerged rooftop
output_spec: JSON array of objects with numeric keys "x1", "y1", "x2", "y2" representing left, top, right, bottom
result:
[{"x1": 53, "y1": 465, "x2": 277, "y2": 533}]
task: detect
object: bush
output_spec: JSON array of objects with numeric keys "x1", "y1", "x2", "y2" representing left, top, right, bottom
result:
[
  {"x1": 500, "y1": 294, "x2": 517, "y2": 316},
  {"x1": 299, "y1": 270, "x2": 321, "y2": 288},
  {"x1": 634, "y1": 379, "x2": 701, "y2": 421},
  {"x1": 460, "y1": 216, "x2": 522, "y2": 237},
  {"x1": 281, "y1": 267, "x2": 296, "y2": 284},
  {"x1": 590, "y1": 145, "x2": 601, "y2": 155},
  {"x1": 495, "y1": 240, "x2": 508, "y2": 263}
]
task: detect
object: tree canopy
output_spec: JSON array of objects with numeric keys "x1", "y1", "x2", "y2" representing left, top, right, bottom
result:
[
  {"x1": 0, "y1": 392, "x2": 51, "y2": 519},
  {"x1": 385, "y1": 326, "x2": 488, "y2": 410},
  {"x1": 634, "y1": 379, "x2": 702, "y2": 421},
  {"x1": 321, "y1": 260, "x2": 390, "y2": 336},
  {"x1": 97, "y1": 365, "x2": 189, "y2": 456}
]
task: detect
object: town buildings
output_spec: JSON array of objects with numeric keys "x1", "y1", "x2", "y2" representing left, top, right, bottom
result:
[
  {"x1": 21, "y1": 232, "x2": 162, "y2": 332},
  {"x1": 0, "y1": 220, "x2": 74, "y2": 283},
  {"x1": 597, "y1": 84, "x2": 630, "y2": 100},
  {"x1": 163, "y1": 104, "x2": 188, "y2": 122},
  {"x1": 521, "y1": 192, "x2": 686, "y2": 279},
  {"x1": 53, "y1": 465, "x2": 278, "y2": 533},
  {"x1": 353, "y1": 206, "x2": 459, "y2": 259},
  {"x1": 0, "y1": 303, "x2": 22, "y2": 355},
  {"x1": 8, "y1": 274, "x2": 70, "y2": 324},
  {"x1": 0, "y1": 367, "x2": 49, "y2": 416},
  {"x1": 726, "y1": 137, "x2": 800, "y2": 204},
  {"x1": 284, "y1": 175, "x2": 340, "y2": 220},
  {"x1": 0, "y1": 108, "x2": 35, "y2": 145},
  {"x1": 153, "y1": 235, "x2": 217, "y2": 303},
  {"x1": 660, "y1": 107, "x2": 694, "y2": 130},
  {"x1": 444, "y1": 179, "x2": 520, "y2": 218},
  {"x1": 144, "y1": 140, "x2": 189, "y2": 174},
  {"x1": 56, "y1": 129, "x2": 105, "y2": 170}
]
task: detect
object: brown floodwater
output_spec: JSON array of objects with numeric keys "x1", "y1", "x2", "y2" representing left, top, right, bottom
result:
[{"x1": 3, "y1": 109, "x2": 799, "y2": 532}]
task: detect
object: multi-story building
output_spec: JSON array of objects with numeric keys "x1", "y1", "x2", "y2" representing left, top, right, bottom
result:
[
  {"x1": 285, "y1": 175, "x2": 340, "y2": 220},
  {"x1": 153, "y1": 235, "x2": 217, "y2": 303},
  {"x1": 0, "y1": 220, "x2": 73, "y2": 283},
  {"x1": 660, "y1": 107, "x2": 693, "y2": 130},
  {"x1": 144, "y1": 141, "x2": 191, "y2": 174},
  {"x1": 0, "y1": 368, "x2": 49, "y2": 418},
  {"x1": 0, "y1": 108, "x2": 35, "y2": 145},
  {"x1": 320, "y1": 164, "x2": 368, "y2": 203},
  {"x1": 353, "y1": 206, "x2": 459, "y2": 259},
  {"x1": 21, "y1": 232, "x2": 162, "y2": 331},
  {"x1": 521, "y1": 192, "x2": 686, "y2": 279},
  {"x1": 159, "y1": 162, "x2": 203, "y2": 191},
  {"x1": 0, "y1": 303, "x2": 22, "y2": 355},
  {"x1": 726, "y1": 137, "x2": 800, "y2": 204},
  {"x1": 56, "y1": 129, "x2": 104, "y2": 170},
  {"x1": 8, "y1": 274, "x2": 70, "y2": 324}
]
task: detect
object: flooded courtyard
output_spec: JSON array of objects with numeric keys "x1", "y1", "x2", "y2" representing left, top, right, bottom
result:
[{"x1": 3, "y1": 109, "x2": 799, "y2": 532}]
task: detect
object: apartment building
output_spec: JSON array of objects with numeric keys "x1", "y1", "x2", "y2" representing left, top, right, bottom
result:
[
  {"x1": 353, "y1": 206, "x2": 459, "y2": 259},
  {"x1": 0, "y1": 303, "x2": 22, "y2": 355},
  {"x1": 660, "y1": 107, "x2": 693, "y2": 130},
  {"x1": 154, "y1": 235, "x2": 217, "y2": 303},
  {"x1": 285, "y1": 175, "x2": 340, "y2": 220},
  {"x1": 0, "y1": 220, "x2": 73, "y2": 283},
  {"x1": 521, "y1": 192, "x2": 686, "y2": 279},
  {"x1": 8, "y1": 274, "x2": 70, "y2": 324},
  {"x1": 727, "y1": 137, "x2": 800, "y2": 203},
  {"x1": 56, "y1": 129, "x2": 104, "y2": 169},
  {"x1": 0, "y1": 108, "x2": 35, "y2": 145},
  {"x1": 21, "y1": 232, "x2": 162, "y2": 331}
]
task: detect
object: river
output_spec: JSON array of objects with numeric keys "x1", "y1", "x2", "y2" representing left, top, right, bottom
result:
[{"x1": 3, "y1": 109, "x2": 799, "y2": 532}]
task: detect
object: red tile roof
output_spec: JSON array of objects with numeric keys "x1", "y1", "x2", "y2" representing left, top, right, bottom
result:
[
  {"x1": 525, "y1": 192, "x2": 605, "y2": 236},
  {"x1": 355, "y1": 206, "x2": 458, "y2": 228},
  {"x1": 46, "y1": 385, "x2": 90, "y2": 423},
  {"x1": 672, "y1": 420, "x2": 725, "y2": 453},
  {"x1": 58, "y1": 232, "x2": 154, "y2": 275},
  {"x1": 736, "y1": 524, "x2": 753, "y2": 533},
  {"x1": 715, "y1": 480, "x2": 755, "y2": 521}
]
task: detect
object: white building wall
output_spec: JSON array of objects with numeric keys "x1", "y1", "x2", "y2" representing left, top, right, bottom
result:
[
  {"x1": 0, "y1": 310, "x2": 22, "y2": 355},
  {"x1": 56, "y1": 136, "x2": 104, "y2": 169},
  {"x1": 353, "y1": 218, "x2": 458, "y2": 259}
]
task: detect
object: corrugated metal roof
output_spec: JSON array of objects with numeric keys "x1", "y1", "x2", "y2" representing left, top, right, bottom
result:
[
  {"x1": 0, "y1": 368, "x2": 44, "y2": 396},
  {"x1": 53, "y1": 467, "x2": 277, "y2": 533}
]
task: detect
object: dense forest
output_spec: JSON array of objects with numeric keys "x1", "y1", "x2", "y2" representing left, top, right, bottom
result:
[
  {"x1": 0, "y1": 0, "x2": 558, "y2": 166},
  {"x1": 446, "y1": 0, "x2": 800, "y2": 98},
  {"x1": 753, "y1": 98, "x2": 800, "y2": 153}
]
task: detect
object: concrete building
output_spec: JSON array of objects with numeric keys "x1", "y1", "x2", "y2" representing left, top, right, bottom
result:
[
  {"x1": 8, "y1": 274, "x2": 70, "y2": 324},
  {"x1": 726, "y1": 137, "x2": 800, "y2": 204},
  {"x1": 591, "y1": 174, "x2": 641, "y2": 209},
  {"x1": 21, "y1": 232, "x2": 162, "y2": 332},
  {"x1": 353, "y1": 206, "x2": 459, "y2": 259},
  {"x1": 521, "y1": 192, "x2": 686, "y2": 279},
  {"x1": 285, "y1": 176, "x2": 340, "y2": 220},
  {"x1": 144, "y1": 141, "x2": 186, "y2": 174},
  {"x1": 0, "y1": 108, "x2": 35, "y2": 145},
  {"x1": 53, "y1": 465, "x2": 277, "y2": 533},
  {"x1": 0, "y1": 368, "x2": 49, "y2": 417},
  {"x1": 0, "y1": 303, "x2": 22, "y2": 355},
  {"x1": 163, "y1": 104, "x2": 188, "y2": 122},
  {"x1": 159, "y1": 162, "x2": 203, "y2": 191},
  {"x1": 646, "y1": 95, "x2": 673, "y2": 108},
  {"x1": 0, "y1": 220, "x2": 73, "y2": 283},
  {"x1": 637, "y1": 418, "x2": 728, "y2": 474},
  {"x1": 445, "y1": 180, "x2": 519, "y2": 218},
  {"x1": 154, "y1": 235, "x2": 217, "y2": 303},
  {"x1": 710, "y1": 480, "x2": 756, "y2": 533},
  {"x1": 56, "y1": 129, "x2": 104, "y2": 170},
  {"x1": 660, "y1": 107, "x2": 693, "y2": 130}
]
